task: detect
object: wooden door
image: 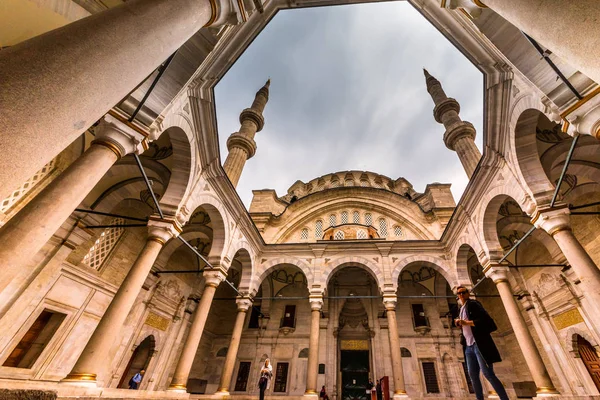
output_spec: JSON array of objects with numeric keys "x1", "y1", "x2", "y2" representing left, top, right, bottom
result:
[{"x1": 578, "y1": 335, "x2": 600, "y2": 391}]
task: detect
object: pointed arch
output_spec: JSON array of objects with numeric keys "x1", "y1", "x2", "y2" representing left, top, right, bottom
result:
[
  {"x1": 321, "y1": 256, "x2": 385, "y2": 291},
  {"x1": 392, "y1": 255, "x2": 457, "y2": 290}
]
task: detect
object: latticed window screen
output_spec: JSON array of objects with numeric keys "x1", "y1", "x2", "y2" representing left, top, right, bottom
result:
[
  {"x1": 234, "y1": 361, "x2": 251, "y2": 392},
  {"x1": 330, "y1": 179, "x2": 339, "y2": 188},
  {"x1": 360, "y1": 180, "x2": 369, "y2": 187},
  {"x1": 341, "y1": 211, "x2": 348, "y2": 224},
  {"x1": 83, "y1": 218, "x2": 125, "y2": 270},
  {"x1": 334, "y1": 231, "x2": 345, "y2": 240},
  {"x1": 329, "y1": 214, "x2": 337, "y2": 227},
  {"x1": 356, "y1": 229, "x2": 367, "y2": 239},
  {"x1": 394, "y1": 225, "x2": 403, "y2": 237},
  {"x1": 345, "y1": 180, "x2": 354, "y2": 187},
  {"x1": 273, "y1": 362, "x2": 289, "y2": 392},
  {"x1": 365, "y1": 213, "x2": 372, "y2": 226},
  {"x1": 300, "y1": 228, "x2": 309, "y2": 240},
  {"x1": 379, "y1": 218, "x2": 388, "y2": 237},
  {"x1": 422, "y1": 362, "x2": 440, "y2": 393},
  {"x1": 353, "y1": 211, "x2": 360, "y2": 224},
  {"x1": 315, "y1": 220, "x2": 323, "y2": 239},
  {"x1": 1, "y1": 159, "x2": 55, "y2": 213}
]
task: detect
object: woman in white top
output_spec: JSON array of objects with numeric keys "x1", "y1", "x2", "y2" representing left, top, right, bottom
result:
[{"x1": 258, "y1": 358, "x2": 273, "y2": 400}]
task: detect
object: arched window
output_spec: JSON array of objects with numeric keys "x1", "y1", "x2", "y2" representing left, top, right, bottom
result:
[
  {"x1": 300, "y1": 228, "x2": 309, "y2": 240},
  {"x1": 330, "y1": 179, "x2": 340, "y2": 188},
  {"x1": 315, "y1": 220, "x2": 323, "y2": 239},
  {"x1": 401, "y1": 347, "x2": 412, "y2": 357},
  {"x1": 334, "y1": 231, "x2": 345, "y2": 240},
  {"x1": 353, "y1": 211, "x2": 360, "y2": 224},
  {"x1": 341, "y1": 211, "x2": 348, "y2": 224},
  {"x1": 345, "y1": 179, "x2": 354, "y2": 187},
  {"x1": 365, "y1": 213, "x2": 372, "y2": 226},
  {"x1": 394, "y1": 225, "x2": 403, "y2": 238},
  {"x1": 298, "y1": 348, "x2": 309, "y2": 358},
  {"x1": 329, "y1": 214, "x2": 337, "y2": 227},
  {"x1": 356, "y1": 229, "x2": 367, "y2": 239},
  {"x1": 360, "y1": 180, "x2": 369, "y2": 187},
  {"x1": 216, "y1": 347, "x2": 229, "y2": 357},
  {"x1": 379, "y1": 218, "x2": 388, "y2": 238},
  {"x1": 83, "y1": 218, "x2": 125, "y2": 270}
]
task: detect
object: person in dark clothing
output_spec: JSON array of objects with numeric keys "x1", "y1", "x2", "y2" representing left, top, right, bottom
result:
[
  {"x1": 320, "y1": 385, "x2": 330, "y2": 400},
  {"x1": 366, "y1": 379, "x2": 374, "y2": 398},
  {"x1": 455, "y1": 286, "x2": 508, "y2": 400},
  {"x1": 375, "y1": 380, "x2": 382, "y2": 400}
]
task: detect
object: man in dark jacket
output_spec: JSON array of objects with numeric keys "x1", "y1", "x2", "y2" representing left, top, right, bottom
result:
[{"x1": 455, "y1": 286, "x2": 508, "y2": 400}]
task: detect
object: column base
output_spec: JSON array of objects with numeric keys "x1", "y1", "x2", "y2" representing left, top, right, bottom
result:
[
  {"x1": 536, "y1": 387, "x2": 560, "y2": 397},
  {"x1": 393, "y1": 390, "x2": 409, "y2": 400},
  {"x1": 215, "y1": 389, "x2": 231, "y2": 396},
  {"x1": 304, "y1": 390, "x2": 319, "y2": 397},
  {"x1": 60, "y1": 372, "x2": 98, "y2": 387},
  {"x1": 168, "y1": 383, "x2": 188, "y2": 393}
]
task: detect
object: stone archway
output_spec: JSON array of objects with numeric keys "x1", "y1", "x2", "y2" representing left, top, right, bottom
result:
[{"x1": 118, "y1": 335, "x2": 155, "y2": 389}]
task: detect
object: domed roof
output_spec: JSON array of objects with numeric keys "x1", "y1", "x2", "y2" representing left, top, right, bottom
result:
[{"x1": 279, "y1": 171, "x2": 420, "y2": 203}]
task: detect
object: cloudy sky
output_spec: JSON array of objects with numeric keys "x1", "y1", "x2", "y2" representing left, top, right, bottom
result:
[{"x1": 215, "y1": 1, "x2": 483, "y2": 209}]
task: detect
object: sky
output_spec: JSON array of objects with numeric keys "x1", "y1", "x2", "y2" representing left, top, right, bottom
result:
[{"x1": 214, "y1": 1, "x2": 483, "y2": 209}]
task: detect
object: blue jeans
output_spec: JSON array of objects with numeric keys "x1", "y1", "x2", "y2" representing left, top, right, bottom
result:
[{"x1": 465, "y1": 344, "x2": 509, "y2": 400}]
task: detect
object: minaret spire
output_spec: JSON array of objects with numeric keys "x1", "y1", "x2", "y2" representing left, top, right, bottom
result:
[
  {"x1": 423, "y1": 69, "x2": 481, "y2": 177},
  {"x1": 223, "y1": 80, "x2": 271, "y2": 187}
]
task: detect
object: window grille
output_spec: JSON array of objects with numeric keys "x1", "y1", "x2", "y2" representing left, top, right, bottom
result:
[
  {"x1": 1, "y1": 159, "x2": 55, "y2": 213},
  {"x1": 273, "y1": 363, "x2": 289, "y2": 392},
  {"x1": 379, "y1": 219, "x2": 388, "y2": 237},
  {"x1": 83, "y1": 217, "x2": 125, "y2": 270},
  {"x1": 300, "y1": 228, "x2": 309, "y2": 240},
  {"x1": 394, "y1": 225, "x2": 403, "y2": 237},
  {"x1": 356, "y1": 229, "x2": 367, "y2": 239},
  {"x1": 234, "y1": 362, "x2": 251, "y2": 392},
  {"x1": 365, "y1": 213, "x2": 372, "y2": 226},
  {"x1": 353, "y1": 211, "x2": 360, "y2": 224},
  {"x1": 334, "y1": 231, "x2": 345, "y2": 240},
  {"x1": 330, "y1": 179, "x2": 339, "y2": 188},
  {"x1": 360, "y1": 180, "x2": 369, "y2": 187},
  {"x1": 401, "y1": 348, "x2": 412, "y2": 357},
  {"x1": 345, "y1": 180, "x2": 354, "y2": 187},
  {"x1": 329, "y1": 214, "x2": 337, "y2": 227},
  {"x1": 341, "y1": 211, "x2": 348, "y2": 224},
  {"x1": 315, "y1": 220, "x2": 323, "y2": 239},
  {"x1": 422, "y1": 362, "x2": 440, "y2": 393}
]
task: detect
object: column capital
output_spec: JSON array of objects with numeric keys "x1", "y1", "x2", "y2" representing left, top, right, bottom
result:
[
  {"x1": 92, "y1": 114, "x2": 148, "y2": 158},
  {"x1": 531, "y1": 204, "x2": 571, "y2": 236},
  {"x1": 470, "y1": 0, "x2": 487, "y2": 8},
  {"x1": 382, "y1": 293, "x2": 397, "y2": 311},
  {"x1": 309, "y1": 295, "x2": 324, "y2": 311},
  {"x1": 564, "y1": 99, "x2": 600, "y2": 139},
  {"x1": 483, "y1": 261, "x2": 510, "y2": 284},
  {"x1": 236, "y1": 297, "x2": 253, "y2": 312},
  {"x1": 202, "y1": 269, "x2": 226, "y2": 288},
  {"x1": 147, "y1": 215, "x2": 182, "y2": 245}
]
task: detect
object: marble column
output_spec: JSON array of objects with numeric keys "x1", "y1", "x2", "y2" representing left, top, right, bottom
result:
[
  {"x1": 0, "y1": 115, "x2": 146, "y2": 317},
  {"x1": 0, "y1": 0, "x2": 236, "y2": 200},
  {"x1": 217, "y1": 297, "x2": 253, "y2": 394},
  {"x1": 484, "y1": 264, "x2": 559, "y2": 395},
  {"x1": 223, "y1": 80, "x2": 270, "y2": 187},
  {"x1": 383, "y1": 295, "x2": 407, "y2": 398},
  {"x1": 469, "y1": 0, "x2": 600, "y2": 86},
  {"x1": 63, "y1": 217, "x2": 180, "y2": 383},
  {"x1": 532, "y1": 205, "x2": 600, "y2": 309},
  {"x1": 306, "y1": 296, "x2": 323, "y2": 395},
  {"x1": 423, "y1": 69, "x2": 481, "y2": 177},
  {"x1": 169, "y1": 270, "x2": 225, "y2": 391}
]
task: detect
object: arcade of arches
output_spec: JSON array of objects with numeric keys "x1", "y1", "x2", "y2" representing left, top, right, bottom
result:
[{"x1": 2, "y1": 1, "x2": 600, "y2": 400}]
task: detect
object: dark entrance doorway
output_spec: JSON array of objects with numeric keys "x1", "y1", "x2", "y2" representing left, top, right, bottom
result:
[
  {"x1": 577, "y1": 335, "x2": 600, "y2": 391},
  {"x1": 118, "y1": 335, "x2": 155, "y2": 388},
  {"x1": 341, "y1": 350, "x2": 370, "y2": 400}
]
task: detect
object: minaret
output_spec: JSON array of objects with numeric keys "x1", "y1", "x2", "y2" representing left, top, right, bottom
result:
[
  {"x1": 424, "y1": 69, "x2": 482, "y2": 177},
  {"x1": 223, "y1": 80, "x2": 270, "y2": 187}
]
